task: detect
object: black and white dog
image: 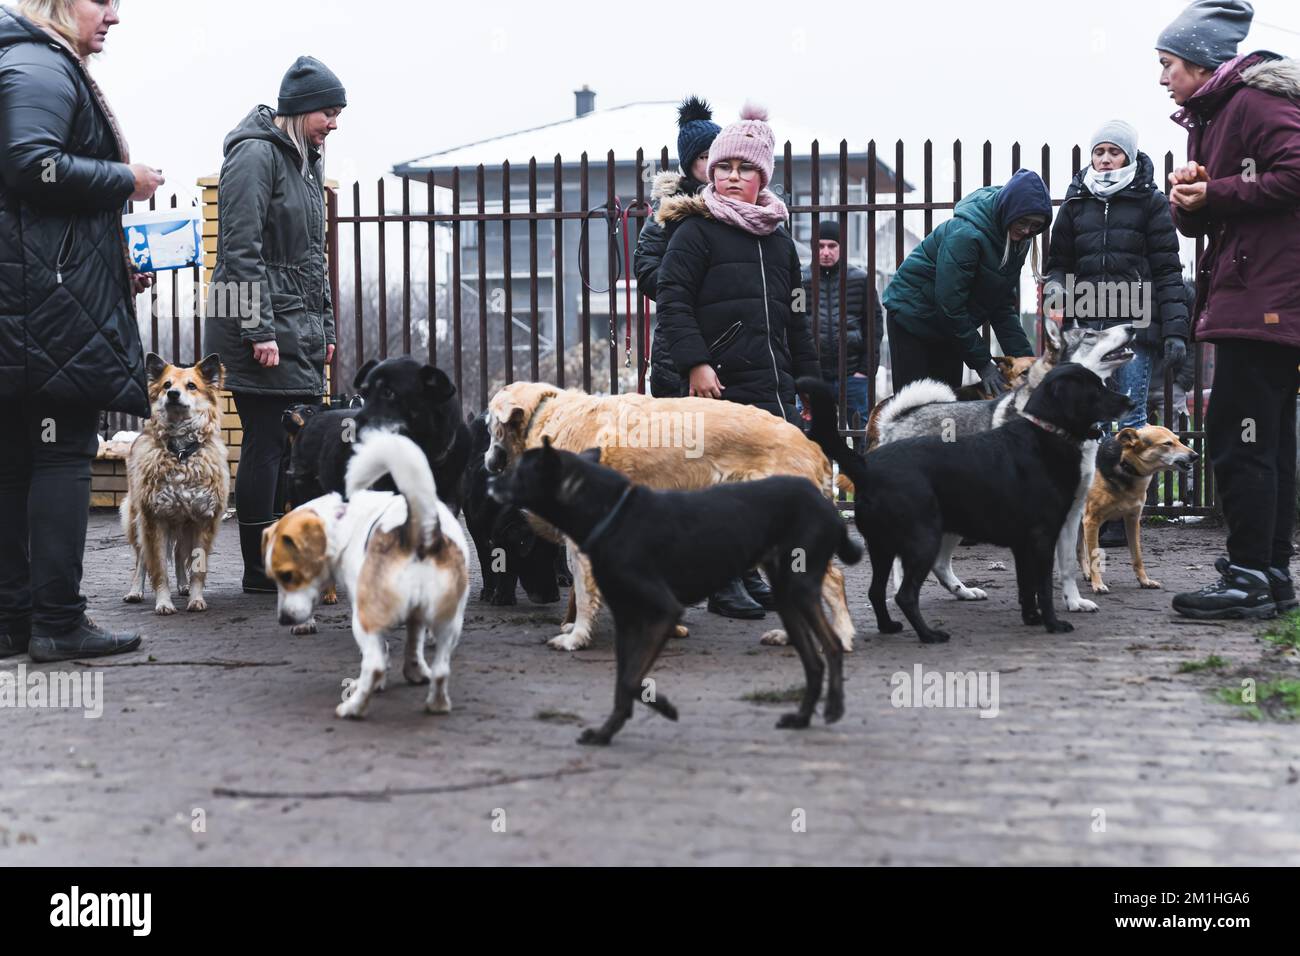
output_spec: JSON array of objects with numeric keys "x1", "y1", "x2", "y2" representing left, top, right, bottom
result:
[
  {"x1": 282, "y1": 357, "x2": 471, "y2": 515},
  {"x1": 491, "y1": 439, "x2": 862, "y2": 745},
  {"x1": 801, "y1": 367, "x2": 1131, "y2": 643}
]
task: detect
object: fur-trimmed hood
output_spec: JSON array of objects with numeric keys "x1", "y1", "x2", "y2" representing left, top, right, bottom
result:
[
  {"x1": 652, "y1": 172, "x2": 710, "y2": 223},
  {"x1": 1241, "y1": 55, "x2": 1300, "y2": 97}
]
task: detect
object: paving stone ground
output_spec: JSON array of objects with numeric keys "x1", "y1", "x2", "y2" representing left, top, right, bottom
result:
[{"x1": 1, "y1": 513, "x2": 1298, "y2": 865}]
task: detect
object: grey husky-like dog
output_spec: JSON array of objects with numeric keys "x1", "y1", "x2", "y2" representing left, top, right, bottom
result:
[{"x1": 875, "y1": 321, "x2": 1136, "y2": 612}]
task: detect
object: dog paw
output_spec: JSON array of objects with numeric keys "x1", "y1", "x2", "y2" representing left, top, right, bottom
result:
[
  {"x1": 559, "y1": 622, "x2": 575, "y2": 634},
  {"x1": 178, "y1": 584, "x2": 190, "y2": 596},
  {"x1": 1067, "y1": 597, "x2": 1100, "y2": 612},
  {"x1": 335, "y1": 698, "x2": 366, "y2": 719},
  {"x1": 1140, "y1": 579, "x2": 1162, "y2": 589},
  {"x1": 123, "y1": 591, "x2": 142, "y2": 604},
  {"x1": 776, "y1": 712, "x2": 811, "y2": 730},
  {"x1": 490, "y1": 590, "x2": 518, "y2": 607},
  {"x1": 955, "y1": 586, "x2": 988, "y2": 601},
  {"x1": 290, "y1": 620, "x2": 317, "y2": 636},
  {"x1": 759, "y1": 629, "x2": 788, "y2": 646},
  {"x1": 154, "y1": 602, "x2": 176, "y2": 616},
  {"x1": 1089, "y1": 581, "x2": 1110, "y2": 594},
  {"x1": 425, "y1": 696, "x2": 451, "y2": 714},
  {"x1": 577, "y1": 728, "x2": 611, "y2": 746},
  {"x1": 186, "y1": 596, "x2": 208, "y2": 612},
  {"x1": 823, "y1": 696, "x2": 845, "y2": 724},
  {"x1": 919, "y1": 630, "x2": 950, "y2": 644},
  {"x1": 1046, "y1": 620, "x2": 1075, "y2": 634},
  {"x1": 403, "y1": 660, "x2": 432, "y2": 685},
  {"x1": 878, "y1": 620, "x2": 904, "y2": 634},
  {"x1": 837, "y1": 635, "x2": 855, "y2": 653},
  {"x1": 547, "y1": 630, "x2": 591, "y2": 651},
  {"x1": 322, "y1": 591, "x2": 339, "y2": 606}
]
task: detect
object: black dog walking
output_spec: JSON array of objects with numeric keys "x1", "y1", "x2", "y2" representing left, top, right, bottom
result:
[
  {"x1": 492, "y1": 440, "x2": 861, "y2": 746},
  {"x1": 801, "y1": 368, "x2": 1131, "y2": 642}
]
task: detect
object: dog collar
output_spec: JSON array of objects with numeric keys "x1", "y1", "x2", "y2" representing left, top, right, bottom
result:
[
  {"x1": 1020, "y1": 412, "x2": 1097, "y2": 442},
  {"x1": 580, "y1": 485, "x2": 635, "y2": 553},
  {"x1": 168, "y1": 438, "x2": 203, "y2": 462}
]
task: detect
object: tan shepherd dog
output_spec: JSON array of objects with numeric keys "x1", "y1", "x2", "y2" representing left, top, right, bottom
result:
[
  {"x1": 121, "y1": 353, "x2": 229, "y2": 615},
  {"x1": 484, "y1": 383, "x2": 856, "y2": 652}
]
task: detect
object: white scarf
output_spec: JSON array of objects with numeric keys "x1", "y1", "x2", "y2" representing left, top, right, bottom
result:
[{"x1": 1082, "y1": 161, "x2": 1137, "y2": 199}]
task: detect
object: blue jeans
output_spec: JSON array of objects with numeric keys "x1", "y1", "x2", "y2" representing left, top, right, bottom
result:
[
  {"x1": 1108, "y1": 341, "x2": 1154, "y2": 431},
  {"x1": 831, "y1": 376, "x2": 870, "y2": 429}
]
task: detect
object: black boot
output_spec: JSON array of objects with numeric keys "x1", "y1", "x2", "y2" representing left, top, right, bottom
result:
[
  {"x1": 1172, "y1": 557, "x2": 1276, "y2": 620},
  {"x1": 239, "y1": 520, "x2": 277, "y2": 593},
  {"x1": 707, "y1": 577, "x2": 765, "y2": 620},
  {"x1": 0, "y1": 620, "x2": 30, "y2": 659},
  {"x1": 1269, "y1": 566, "x2": 1298, "y2": 612},
  {"x1": 1098, "y1": 520, "x2": 1127, "y2": 548},
  {"x1": 29, "y1": 615, "x2": 141, "y2": 663},
  {"x1": 742, "y1": 568, "x2": 776, "y2": 610}
]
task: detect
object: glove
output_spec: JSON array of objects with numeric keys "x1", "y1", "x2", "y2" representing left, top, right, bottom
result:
[
  {"x1": 977, "y1": 361, "x2": 1010, "y2": 395},
  {"x1": 1163, "y1": 336, "x2": 1187, "y2": 372}
]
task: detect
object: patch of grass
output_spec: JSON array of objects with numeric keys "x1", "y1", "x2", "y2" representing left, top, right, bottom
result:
[
  {"x1": 534, "y1": 709, "x2": 583, "y2": 724},
  {"x1": 741, "y1": 685, "x2": 805, "y2": 705},
  {"x1": 1214, "y1": 679, "x2": 1300, "y2": 721},
  {"x1": 1262, "y1": 611, "x2": 1300, "y2": 649},
  {"x1": 1178, "y1": 654, "x2": 1230, "y2": 673}
]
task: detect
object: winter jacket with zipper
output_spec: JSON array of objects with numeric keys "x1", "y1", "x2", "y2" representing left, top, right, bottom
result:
[
  {"x1": 634, "y1": 171, "x2": 703, "y2": 397},
  {"x1": 1170, "y1": 51, "x2": 1300, "y2": 348},
  {"x1": 1045, "y1": 152, "x2": 1188, "y2": 347},
  {"x1": 800, "y1": 260, "x2": 884, "y2": 380},
  {"x1": 0, "y1": 6, "x2": 146, "y2": 415},
  {"x1": 203, "y1": 105, "x2": 335, "y2": 396},
  {"x1": 654, "y1": 190, "x2": 820, "y2": 423},
  {"x1": 881, "y1": 186, "x2": 1034, "y2": 370}
]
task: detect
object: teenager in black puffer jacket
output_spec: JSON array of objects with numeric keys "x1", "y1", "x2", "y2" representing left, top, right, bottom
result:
[
  {"x1": 635, "y1": 96, "x2": 719, "y2": 397},
  {"x1": 654, "y1": 103, "x2": 821, "y2": 620},
  {"x1": 1045, "y1": 121, "x2": 1188, "y2": 431}
]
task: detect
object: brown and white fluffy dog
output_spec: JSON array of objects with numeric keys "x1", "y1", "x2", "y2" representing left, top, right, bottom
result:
[
  {"x1": 1079, "y1": 425, "x2": 1198, "y2": 593},
  {"x1": 121, "y1": 353, "x2": 229, "y2": 615},
  {"x1": 483, "y1": 382, "x2": 856, "y2": 652},
  {"x1": 264, "y1": 431, "x2": 470, "y2": 719}
]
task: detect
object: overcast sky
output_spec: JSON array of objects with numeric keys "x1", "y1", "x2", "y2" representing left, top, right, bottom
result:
[{"x1": 86, "y1": 0, "x2": 1297, "y2": 203}]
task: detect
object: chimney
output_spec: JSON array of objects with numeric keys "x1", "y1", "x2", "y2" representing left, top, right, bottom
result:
[{"x1": 574, "y1": 85, "x2": 595, "y2": 118}]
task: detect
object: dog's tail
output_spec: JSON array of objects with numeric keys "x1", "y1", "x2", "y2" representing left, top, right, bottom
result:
[
  {"x1": 836, "y1": 522, "x2": 863, "y2": 566},
  {"x1": 876, "y1": 378, "x2": 957, "y2": 436},
  {"x1": 345, "y1": 431, "x2": 441, "y2": 551},
  {"x1": 797, "y1": 376, "x2": 869, "y2": 492}
]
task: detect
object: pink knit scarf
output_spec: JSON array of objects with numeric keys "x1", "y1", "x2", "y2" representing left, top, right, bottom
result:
[{"x1": 702, "y1": 184, "x2": 789, "y2": 236}]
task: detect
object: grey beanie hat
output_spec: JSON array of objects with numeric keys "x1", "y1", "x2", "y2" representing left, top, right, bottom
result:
[
  {"x1": 278, "y1": 56, "x2": 347, "y2": 115},
  {"x1": 1089, "y1": 120, "x2": 1138, "y2": 164},
  {"x1": 1156, "y1": 0, "x2": 1254, "y2": 69}
]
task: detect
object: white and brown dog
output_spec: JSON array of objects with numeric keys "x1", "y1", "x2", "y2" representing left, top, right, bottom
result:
[
  {"x1": 122, "y1": 353, "x2": 229, "y2": 615},
  {"x1": 263, "y1": 431, "x2": 469, "y2": 719}
]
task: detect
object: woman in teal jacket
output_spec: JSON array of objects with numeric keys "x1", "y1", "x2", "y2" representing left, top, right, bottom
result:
[{"x1": 882, "y1": 169, "x2": 1049, "y2": 393}]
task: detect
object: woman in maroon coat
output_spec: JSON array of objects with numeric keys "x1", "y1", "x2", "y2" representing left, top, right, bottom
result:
[{"x1": 1155, "y1": 0, "x2": 1300, "y2": 619}]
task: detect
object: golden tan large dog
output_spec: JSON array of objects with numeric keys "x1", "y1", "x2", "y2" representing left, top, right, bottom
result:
[
  {"x1": 121, "y1": 353, "x2": 229, "y2": 614},
  {"x1": 484, "y1": 382, "x2": 855, "y2": 652}
]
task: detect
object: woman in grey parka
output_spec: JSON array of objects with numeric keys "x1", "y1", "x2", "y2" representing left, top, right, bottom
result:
[{"x1": 203, "y1": 56, "x2": 344, "y2": 591}]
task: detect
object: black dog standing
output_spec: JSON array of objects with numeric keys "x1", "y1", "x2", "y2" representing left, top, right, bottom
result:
[
  {"x1": 492, "y1": 440, "x2": 862, "y2": 746},
  {"x1": 801, "y1": 367, "x2": 1131, "y2": 642}
]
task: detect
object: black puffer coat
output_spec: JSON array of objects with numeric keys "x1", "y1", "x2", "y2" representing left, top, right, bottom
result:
[
  {"x1": 1044, "y1": 152, "x2": 1188, "y2": 346},
  {"x1": 800, "y1": 261, "x2": 883, "y2": 380},
  {"x1": 634, "y1": 172, "x2": 704, "y2": 397},
  {"x1": 654, "y1": 191, "x2": 820, "y2": 423},
  {"x1": 0, "y1": 7, "x2": 146, "y2": 415}
]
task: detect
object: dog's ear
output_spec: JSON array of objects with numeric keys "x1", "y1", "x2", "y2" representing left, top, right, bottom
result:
[
  {"x1": 1116, "y1": 427, "x2": 1141, "y2": 448},
  {"x1": 1042, "y1": 318, "x2": 1063, "y2": 355},
  {"x1": 420, "y1": 364, "x2": 457, "y2": 403},
  {"x1": 145, "y1": 352, "x2": 168, "y2": 382},
  {"x1": 196, "y1": 352, "x2": 224, "y2": 388},
  {"x1": 353, "y1": 358, "x2": 379, "y2": 391},
  {"x1": 578, "y1": 447, "x2": 602, "y2": 465},
  {"x1": 261, "y1": 522, "x2": 277, "y2": 558}
]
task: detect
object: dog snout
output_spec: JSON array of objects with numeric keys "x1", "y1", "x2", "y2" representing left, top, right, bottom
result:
[
  {"x1": 167, "y1": 389, "x2": 181, "y2": 402},
  {"x1": 485, "y1": 448, "x2": 506, "y2": 475}
]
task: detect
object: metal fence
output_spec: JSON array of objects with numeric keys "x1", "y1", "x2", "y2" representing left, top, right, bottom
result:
[{"x1": 324, "y1": 138, "x2": 1214, "y2": 517}]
